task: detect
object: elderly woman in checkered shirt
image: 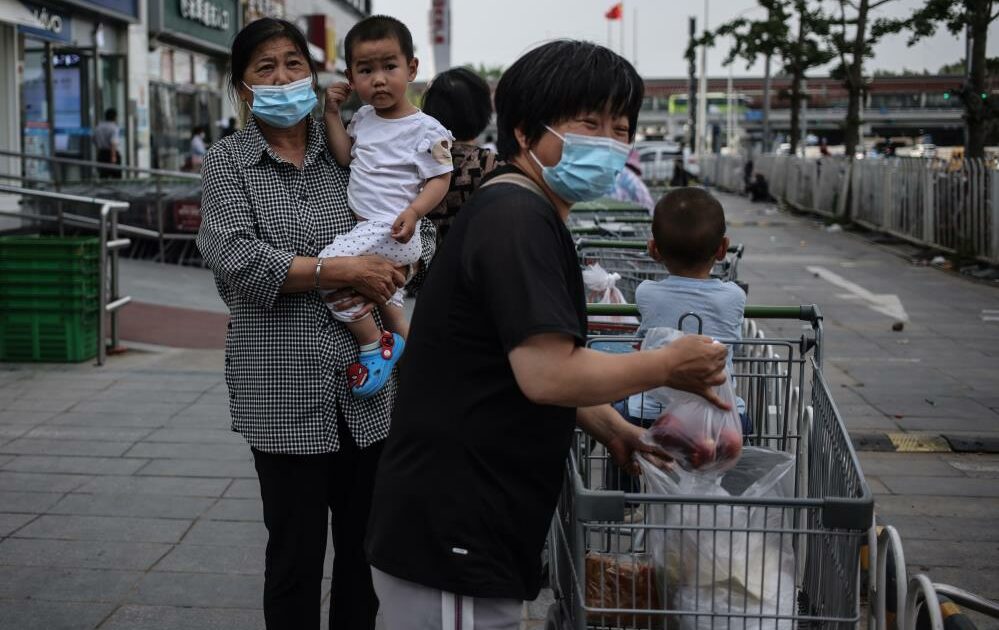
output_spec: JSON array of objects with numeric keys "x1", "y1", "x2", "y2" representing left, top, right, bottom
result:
[{"x1": 195, "y1": 18, "x2": 435, "y2": 630}]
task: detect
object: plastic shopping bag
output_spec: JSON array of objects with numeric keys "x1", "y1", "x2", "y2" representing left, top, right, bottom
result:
[
  {"x1": 583, "y1": 263, "x2": 640, "y2": 325},
  {"x1": 640, "y1": 327, "x2": 743, "y2": 473},
  {"x1": 638, "y1": 448, "x2": 798, "y2": 630}
]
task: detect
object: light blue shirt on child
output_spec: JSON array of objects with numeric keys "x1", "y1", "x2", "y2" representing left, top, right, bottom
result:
[{"x1": 628, "y1": 275, "x2": 747, "y2": 420}]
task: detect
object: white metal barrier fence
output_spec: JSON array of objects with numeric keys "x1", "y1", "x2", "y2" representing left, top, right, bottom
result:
[{"x1": 701, "y1": 154, "x2": 999, "y2": 264}]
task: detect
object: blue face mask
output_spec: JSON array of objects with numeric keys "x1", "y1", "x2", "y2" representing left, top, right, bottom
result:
[
  {"x1": 244, "y1": 77, "x2": 318, "y2": 128},
  {"x1": 530, "y1": 126, "x2": 631, "y2": 203}
]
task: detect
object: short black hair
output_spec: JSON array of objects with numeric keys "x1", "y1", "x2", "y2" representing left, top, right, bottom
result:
[
  {"x1": 493, "y1": 40, "x2": 643, "y2": 160},
  {"x1": 104, "y1": 108, "x2": 117, "y2": 121},
  {"x1": 344, "y1": 15, "x2": 414, "y2": 67},
  {"x1": 652, "y1": 188, "x2": 726, "y2": 269},
  {"x1": 228, "y1": 18, "x2": 318, "y2": 106},
  {"x1": 421, "y1": 67, "x2": 492, "y2": 141}
]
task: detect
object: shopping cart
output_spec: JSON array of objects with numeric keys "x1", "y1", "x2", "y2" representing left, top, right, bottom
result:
[
  {"x1": 570, "y1": 199, "x2": 654, "y2": 238},
  {"x1": 545, "y1": 304, "x2": 873, "y2": 630},
  {"x1": 577, "y1": 239, "x2": 746, "y2": 301}
]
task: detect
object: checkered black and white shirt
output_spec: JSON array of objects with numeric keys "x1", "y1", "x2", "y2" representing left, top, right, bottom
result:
[{"x1": 197, "y1": 116, "x2": 436, "y2": 454}]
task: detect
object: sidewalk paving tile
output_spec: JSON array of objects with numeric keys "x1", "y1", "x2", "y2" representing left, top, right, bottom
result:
[
  {"x1": 109, "y1": 378, "x2": 217, "y2": 393},
  {"x1": 879, "y1": 476, "x2": 999, "y2": 497},
  {"x1": 89, "y1": 387, "x2": 206, "y2": 404},
  {"x1": 13, "y1": 514, "x2": 192, "y2": 544},
  {"x1": 857, "y1": 453, "x2": 966, "y2": 477},
  {"x1": 0, "y1": 438, "x2": 135, "y2": 457},
  {"x1": 222, "y1": 479, "x2": 259, "y2": 498},
  {"x1": 137, "y1": 458, "x2": 256, "y2": 478},
  {"x1": 99, "y1": 604, "x2": 265, "y2": 630},
  {"x1": 124, "y1": 441, "x2": 249, "y2": 461},
  {"x1": 895, "y1": 415, "x2": 999, "y2": 432},
  {"x1": 0, "y1": 565, "x2": 143, "y2": 602},
  {"x1": 874, "y1": 494, "x2": 999, "y2": 518},
  {"x1": 3, "y1": 398, "x2": 79, "y2": 413},
  {"x1": 0, "y1": 538, "x2": 171, "y2": 570},
  {"x1": 0, "y1": 491, "x2": 62, "y2": 513},
  {"x1": 142, "y1": 427, "x2": 244, "y2": 444},
  {"x1": 181, "y1": 519, "x2": 267, "y2": 547},
  {"x1": 127, "y1": 571, "x2": 263, "y2": 609},
  {"x1": 884, "y1": 515, "x2": 999, "y2": 543},
  {"x1": 44, "y1": 411, "x2": 173, "y2": 428},
  {"x1": 0, "y1": 410, "x2": 57, "y2": 425},
  {"x1": 48, "y1": 493, "x2": 214, "y2": 519},
  {"x1": 0, "y1": 471, "x2": 92, "y2": 493},
  {"x1": 1, "y1": 455, "x2": 149, "y2": 476},
  {"x1": 20, "y1": 425, "x2": 155, "y2": 442},
  {"x1": 71, "y1": 400, "x2": 190, "y2": 417},
  {"x1": 75, "y1": 475, "x2": 231, "y2": 497},
  {"x1": 202, "y1": 498, "x2": 263, "y2": 522},
  {"x1": 155, "y1": 543, "x2": 263, "y2": 574},
  {"x1": 0, "y1": 513, "x2": 34, "y2": 536},
  {"x1": 0, "y1": 600, "x2": 116, "y2": 630}
]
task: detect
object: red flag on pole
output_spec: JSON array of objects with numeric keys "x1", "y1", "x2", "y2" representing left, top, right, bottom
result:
[{"x1": 605, "y1": 2, "x2": 623, "y2": 20}]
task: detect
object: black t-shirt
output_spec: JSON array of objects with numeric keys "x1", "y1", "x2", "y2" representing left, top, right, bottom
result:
[{"x1": 365, "y1": 166, "x2": 587, "y2": 601}]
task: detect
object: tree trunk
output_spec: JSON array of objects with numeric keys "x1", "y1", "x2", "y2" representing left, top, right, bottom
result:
[
  {"x1": 965, "y1": 0, "x2": 990, "y2": 159},
  {"x1": 843, "y1": 0, "x2": 869, "y2": 158}
]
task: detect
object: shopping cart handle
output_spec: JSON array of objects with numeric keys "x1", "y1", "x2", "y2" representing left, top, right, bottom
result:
[
  {"x1": 586, "y1": 303, "x2": 824, "y2": 325},
  {"x1": 575, "y1": 238, "x2": 647, "y2": 250}
]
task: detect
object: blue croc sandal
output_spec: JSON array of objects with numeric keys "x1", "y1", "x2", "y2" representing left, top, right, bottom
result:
[{"x1": 347, "y1": 331, "x2": 405, "y2": 399}]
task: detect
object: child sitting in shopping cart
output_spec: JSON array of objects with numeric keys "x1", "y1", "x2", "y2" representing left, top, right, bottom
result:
[
  {"x1": 615, "y1": 188, "x2": 748, "y2": 433},
  {"x1": 608, "y1": 187, "x2": 747, "y2": 495}
]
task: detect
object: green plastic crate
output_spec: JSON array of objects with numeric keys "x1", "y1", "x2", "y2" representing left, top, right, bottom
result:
[
  {"x1": 0, "y1": 294, "x2": 99, "y2": 312},
  {"x1": 0, "y1": 235, "x2": 100, "y2": 260},
  {"x1": 0, "y1": 282, "x2": 99, "y2": 299},
  {"x1": 0, "y1": 258, "x2": 100, "y2": 274},
  {"x1": 0, "y1": 235, "x2": 101, "y2": 276},
  {"x1": 0, "y1": 270, "x2": 101, "y2": 291},
  {"x1": 0, "y1": 311, "x2": 98, "y2": 362}
]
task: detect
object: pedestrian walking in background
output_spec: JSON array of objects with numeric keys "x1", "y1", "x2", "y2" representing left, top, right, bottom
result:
[
  {"x1": 670, "y1": 157, "x2": 692, "y2": 187},
  {"x1": 188, "y1": 125, "x2": 208, "y2": 171},
  {"x1": 421, "y1": 66, "x2": 500, "y2": 246},
  {"x1": 93, "y1": 108, "x2": 122, "y2": 179},
  {"x1": 610, "y1": 148, "x2": 655, "y2": 212},
  {"x1": 196, "y1": 17, "x2": 435, "y2": 630},
  {"x1": 365, "y1": 39, "x2": 729, "y2": 630}
]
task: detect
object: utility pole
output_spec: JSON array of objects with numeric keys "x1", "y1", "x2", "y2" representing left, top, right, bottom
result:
[
  {"x1": 696, "y1": 0, "x2": 709, "y2": 155},
  {"x1": 687, "y1": 16, "x2": 697, "y2": 150},
  {"x1": 761, "y1": 2, "x2": 772, "y2": 153}
]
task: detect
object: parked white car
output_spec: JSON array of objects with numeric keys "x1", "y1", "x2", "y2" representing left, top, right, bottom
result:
[{"x1": 636, "y1": 141, "x2": 699, "y2": 182}]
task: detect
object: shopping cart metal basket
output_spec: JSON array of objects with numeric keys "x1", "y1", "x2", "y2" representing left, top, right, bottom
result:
[
  {"x1": 577, "y1": 239, "x2": 745, "y2": 301},
  {"x1": 545, "y1": 304, "x2": 873, "y2": 630}
]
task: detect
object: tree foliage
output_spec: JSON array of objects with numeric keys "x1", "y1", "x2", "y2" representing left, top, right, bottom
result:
[
  {"x1": 694, "y1": 0, "x2": 834, "y2": 154},
  {"x1": 879, "y1": 0, "x2": 998, "y2": 158}
]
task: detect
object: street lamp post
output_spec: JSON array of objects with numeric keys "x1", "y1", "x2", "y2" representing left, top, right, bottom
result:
[{"x1": 697, "y1": 0, "x2": 708, "y2": 155}]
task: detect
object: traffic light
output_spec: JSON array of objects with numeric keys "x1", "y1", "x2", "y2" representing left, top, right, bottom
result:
[{"x1": 943, "y1": 91, "x2": 951, "y2": 100}]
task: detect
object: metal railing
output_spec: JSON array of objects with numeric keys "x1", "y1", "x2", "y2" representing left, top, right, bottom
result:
[
  {"x1": 0, "y1": 184, "x2": 131, "y2": 366},
  {"x1": 702, "y1": 153, "x2": 999, "y2": 264},
  {"x1": 0, "y1": 150, "x2": 202, "y2": 264}
]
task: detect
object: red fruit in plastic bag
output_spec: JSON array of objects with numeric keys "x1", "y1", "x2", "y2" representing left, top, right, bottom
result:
[
  {"x1": 715, "y1": 427, "x2": 743, "y2": 464},
  {"x1": 650, "y1": 412, "x2": 718, "y2": 471}
]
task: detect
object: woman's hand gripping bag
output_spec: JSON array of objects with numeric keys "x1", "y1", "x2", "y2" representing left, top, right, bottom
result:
[{"x1": 640, "y1": 327, "x2": 743, "y2": 474}]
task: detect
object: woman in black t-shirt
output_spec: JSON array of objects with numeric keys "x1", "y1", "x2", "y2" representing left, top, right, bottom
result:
[{"x1": 366, "y1": 40, "x2": 730, "y2": 630}]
